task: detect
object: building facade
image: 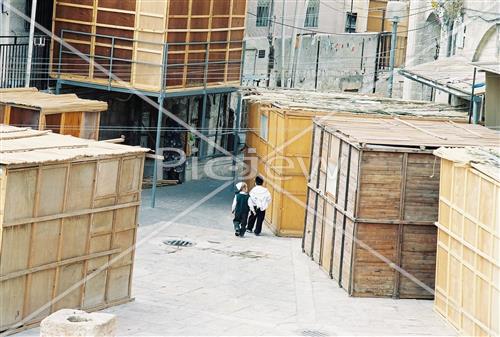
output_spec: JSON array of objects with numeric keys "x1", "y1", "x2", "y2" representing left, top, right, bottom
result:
[{"x1": 402, "y1": 0, "x2": 500, "y2": 102}]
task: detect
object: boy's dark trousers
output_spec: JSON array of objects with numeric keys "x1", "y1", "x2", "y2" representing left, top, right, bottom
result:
[
  {"x1": 233, "y1": 212, "x2": 248, "y2": 236},
  {"x1": 247, "y1": 207, "x2": 265, "y2": 235}
]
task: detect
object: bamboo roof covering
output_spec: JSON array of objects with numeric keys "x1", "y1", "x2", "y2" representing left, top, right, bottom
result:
[
  {"x1": 0, "y1": 125, "x2": 147, "y2": 166},
  {"x1": 315, "y1": 115, "x2": 499, "y2": 149},
  {"x1": 434, "y1": 147, "x2": 500, "y2": 182},
  {"x1": 0, "y1": 88, "x2": 108, "y2": 114},
  {"x1": 242, "y1": 88, "x2": 468, "y2": 119}
]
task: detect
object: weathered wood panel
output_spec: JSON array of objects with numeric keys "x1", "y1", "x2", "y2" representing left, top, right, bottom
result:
[{"x1": 0, "y1": 153, "x2": 145, "y2": 333}]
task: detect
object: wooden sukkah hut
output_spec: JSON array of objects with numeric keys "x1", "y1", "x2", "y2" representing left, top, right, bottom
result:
[
  {"x1": 302, "y1": 116, "x2": 498, "y2": 299},
  {"x1": 243, "y1": 88, "x2": 469, "y2": 237},
  {"x1": 0, "y1": 125, "x2": 147, "y2": 333},
  {"x1": 433, "y1": 147, "x2": 499, "y2": 336},
  {"x1": 0, "y1": 87, "x2": 107, "y2": 140},
  {"x1": 50, "y1": 0, "x2": 247, "y2": 93}
]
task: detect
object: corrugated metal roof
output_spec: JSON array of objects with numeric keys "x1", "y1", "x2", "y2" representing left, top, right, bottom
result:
[
  {"x1": 0, "y1": 125, "x2": 148, "y2": 166},
  {"x1": 0, "y1": 88, "x2": 108, "y2": 114}
]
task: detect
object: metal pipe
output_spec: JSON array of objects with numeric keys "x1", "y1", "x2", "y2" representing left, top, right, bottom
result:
[
  {"x1": 280, "y1": 0, "x2": 286, "y2": 87},
  {"x1": 151, "y1": 43, "x2": 169, "y2": 208},
  {"x1": 286, "y1": 0, "x2": 300, "y2": 88},
  {"x1": 387, "y1": 18, "x2": 399, "y2": 98},
  {"x1": 199, "y1": 43, "x2": 210, "y2": 159},
  {"x1": 25, "y1": 0, "x2": 37, "y2": 87},
  {"x1": 468, "y1": 67, "x2": 477, "y2": 124},
  {"x1": 232, "y1": 40, "x2": 246, "y2": 182}
]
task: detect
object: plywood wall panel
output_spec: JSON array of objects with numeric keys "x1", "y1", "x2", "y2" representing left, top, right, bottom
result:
[
  {"x1": 435, "y1": 157, "x2": 499, "y2": 336},
  {"x1": 0, "y1": 153, "x2": 145, "y2": 332},
  {"x1": 4, "y1": 169, "x2": 36, "y2": 222}
]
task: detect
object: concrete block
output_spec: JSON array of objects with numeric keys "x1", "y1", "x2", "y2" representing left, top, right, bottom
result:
[{"x1": 40, "y1": 309, "x2": 116, "y2": 337}]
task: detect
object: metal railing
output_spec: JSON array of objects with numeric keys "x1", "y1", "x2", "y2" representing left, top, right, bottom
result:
[
  {"x1": 0, "y1": 35, "x2": 51, "y2": 89},
  {"x1": 56, "y1": 30, "x2": 245, "y2": 94}
]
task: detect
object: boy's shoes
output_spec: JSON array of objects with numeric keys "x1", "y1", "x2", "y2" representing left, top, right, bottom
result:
[
  {"x1": 254, "y1": 233, "x2": 260, "y2": 236},
  {"x1": 235, "y1": 232, "x2": 239, "y2": 236},
  {"x1": 246, "y1": 229, "x2": 253, "y2": 233}
]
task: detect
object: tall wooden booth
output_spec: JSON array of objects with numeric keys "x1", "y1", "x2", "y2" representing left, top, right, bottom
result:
[
  {"x1": 0, "y1": 125, "x2": 147, "y2": 333},
  {"x1": 302, "y1": 116, "x2": 498, "y2": 299}
]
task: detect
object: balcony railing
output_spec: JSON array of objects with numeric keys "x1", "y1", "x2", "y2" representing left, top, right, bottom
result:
[{"x1": 0, "y1": 35, "x2": 51, "y2": 89}]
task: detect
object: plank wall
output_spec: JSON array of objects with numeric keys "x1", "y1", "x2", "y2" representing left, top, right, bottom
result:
[
  {"x1": 0, "y1": 154, "x2": 145, "y2": 332},
  {"x1": 304, "y1": 123, "x2": 439, "y2": 298}
]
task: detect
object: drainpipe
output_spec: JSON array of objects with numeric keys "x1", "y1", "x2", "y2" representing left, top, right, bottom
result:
[
  {"x1": 280, "y1": 0, "x2": 286, "y2": 87},
  {"x1": 387, "y1": 16, "x2": 399, "y2": 98},
  {"x1": 286, "y1": 0, "x2": 300, "y2": 87},
  {"x1": 25, "y1": 0, "x2": 37, "y2": 87},
  {"x1": 266, "y1": 0, "x2": 274, "y2": 87}
]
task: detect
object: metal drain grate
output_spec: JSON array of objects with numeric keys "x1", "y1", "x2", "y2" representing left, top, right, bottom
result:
[
  {"x1": 163, "y1": 239, "x2": 193, "y2": 247},
  {"x1": 300, "y1": 330, "x2": 331, "y2": 337}
]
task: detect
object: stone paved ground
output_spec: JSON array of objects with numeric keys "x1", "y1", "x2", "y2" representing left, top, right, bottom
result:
[{"x1": 15, "y1": 179, "x2": 456, "y2": 336}]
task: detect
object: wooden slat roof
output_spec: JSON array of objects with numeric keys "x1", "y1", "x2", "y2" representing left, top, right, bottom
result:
[
  {"x1": 0, "y1": 88, "x2": 107, "y2": 114},
  {"x1": 315, "y1": 115, "x2": 499, "y2": 149},
  {"x1": 242, "y1": 87, "x2": 468, "y2": 119},
  {"x1": 434, "y1": 147, "x2": 500, "y2": 182},
  {"x1": 0, "y1": 125, "x2": 148, "y2": 166}
]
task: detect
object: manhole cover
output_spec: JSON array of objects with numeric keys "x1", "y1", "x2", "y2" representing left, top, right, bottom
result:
[
  {"x1": 163, "y1": 239, "x2": 193, "y2": 247},
  {"x1": 300, "y1": 330, "x2": 330, "y2": 337}
]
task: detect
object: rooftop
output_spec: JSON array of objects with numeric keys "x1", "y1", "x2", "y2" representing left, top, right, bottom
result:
[
  {"x1": 434, "y1": 147, "x2": 500, "y2": 182},
  {"x1": 399, "y1": 55, "x2": 486, "y2": 98},
  {"x1": 0, "y1": 125, "x2": 147, "y2": 166},
  {"x1": 242, "y1": 88, "x2": 468, "y2": 119},
  {"x1": 0, "y1": 88, "x2": 108, "y2": 114},
  {"x1": 315, "y1": 115, "x2": 499, "y2": 149},
  {"x1": 471, "y1": 61, "x2": 500, "y2": 75}
]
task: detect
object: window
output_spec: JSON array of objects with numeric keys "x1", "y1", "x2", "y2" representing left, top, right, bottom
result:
[
  {"x1": 304, "y1": 0, "x2": 319, "y2": 28},
  {"x1": 256, "y1": 0, "x2": 270, "y2": 27},
  {"x1": 345, "y1": 12, "x2": 357, "y2": 33},
  {"x1": 258, "y1": 49, "x2": 266, "y2": 58},
  {"x1": 260, "y1": 113, "x2": 268, "y2": 141}
]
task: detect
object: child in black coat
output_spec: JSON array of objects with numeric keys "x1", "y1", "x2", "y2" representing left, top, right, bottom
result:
[{"x1": 232, "y1": 182, "x2": 250, "y2": 237}]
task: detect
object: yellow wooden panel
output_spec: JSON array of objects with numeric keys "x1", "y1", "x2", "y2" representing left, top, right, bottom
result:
[
  {"x1": 0, "y1": 224, "x2": 31, "y2": 274},
  {"x1": 25, "y1": 270, "x2": 55, "y2": 320},
  {"x1": 61, "y1": 215, "x2": 90, "y2": 260},
  {"x1": 279, "y1": 193, "x2": 307, "y2": 236},
  {"x1": 38, "y1": 166, "x2": 67, "y2": 217},
  {"x1": 107, "y1": 265, "x2": 131, "y2": 302},
  {"x1": 96, "y1": 160, "x2": 119, "y2": 197},
  {"x1": 30, "y1": 220, "x2": 60, "y2": 267},
  {"x1": 438, "y1": 202, "x2": 450, "y2": 229},
  {"x1": 283, "y1": 117, "x2": 313, "y2": 157},
  {"x1": 53, "y1": 262, "x2": 84, "y2": 311},
  {"x1": 0, "y1": 277, "x2": 26, "y2": 329},
  {"x1": 119, "y1": 157, "x2": 142, "y2": 194},
  {"x1": 479, "y1": 178, "x2": 494, "y2": 229},
  {"x1": 66, "y1": 163, "x2": 96, "y2": 211},
  {"x1": 4, "y1": 169, "x2": 37, "y2": 222},
  {"x1": 435, "y1": 245, "x2": 448, "y2": 291},
  {"x1": 440, "y1": 159, "x2": 453, "y2": 201}
]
